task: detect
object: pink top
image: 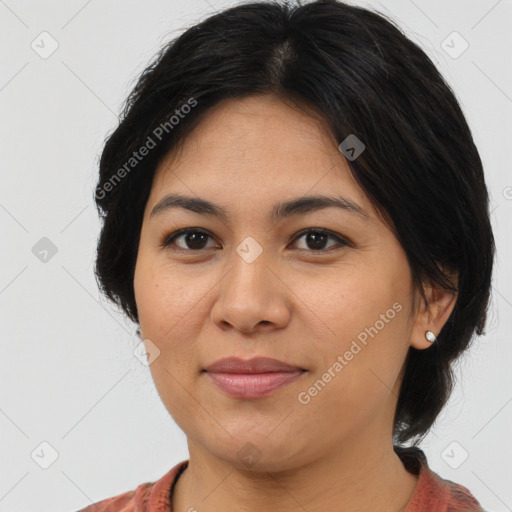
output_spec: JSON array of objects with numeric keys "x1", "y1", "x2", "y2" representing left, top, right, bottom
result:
[{"x1": 75, "y1": 449, "x2": 484, "y2": 512}]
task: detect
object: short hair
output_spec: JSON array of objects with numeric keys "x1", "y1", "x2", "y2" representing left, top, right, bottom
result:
[{"x1": 93, "y1": 0, "x2": 495, "y2": 446}]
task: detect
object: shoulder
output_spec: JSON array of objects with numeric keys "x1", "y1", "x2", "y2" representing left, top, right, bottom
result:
[
  {"x1": 74, "y1": 482, "x2": 152, "y2": 512},
  {"x1": 396, "y1": 446, "x2": 485, "y2": 512},
  {"x1": 438, "y1": 476, "x2": 486, "y2": 512},
  {"x1": 73, "y1": 460, "x2": 189, "y2": 512}
]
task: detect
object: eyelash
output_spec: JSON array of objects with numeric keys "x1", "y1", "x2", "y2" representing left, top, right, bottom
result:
[{"x1": 160, "y1": 228, "x2": 350, "y2": 255}]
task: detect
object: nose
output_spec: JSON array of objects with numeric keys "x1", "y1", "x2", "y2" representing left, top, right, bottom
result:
[{"x1": 210, "y1": 247, "x2": 291, "y2": 334}]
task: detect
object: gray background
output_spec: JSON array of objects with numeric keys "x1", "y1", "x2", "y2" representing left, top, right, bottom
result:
[{"x1": 0, "y1": 0, "x2": 511, "y2": 510}]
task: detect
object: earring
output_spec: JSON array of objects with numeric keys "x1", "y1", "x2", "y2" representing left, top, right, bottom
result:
[
  {"x1": 425, "y1": 330, "x2": 437, "y2": 343},
  {"x1": 136, "y1": 327, "x2": 141, "y2": 338}
]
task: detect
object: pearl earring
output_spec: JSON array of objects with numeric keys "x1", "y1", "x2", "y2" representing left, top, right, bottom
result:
[{"x1": 425, "y1": 330, "x2": 437, "y2": 343}]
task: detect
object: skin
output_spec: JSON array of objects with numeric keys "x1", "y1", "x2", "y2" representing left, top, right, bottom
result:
[{"x1": 133, "y1": 93, "x2": 458, "y2": 512}]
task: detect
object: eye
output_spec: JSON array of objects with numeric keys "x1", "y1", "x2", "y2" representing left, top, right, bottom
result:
[
  {"x1": 160, "y1": 228, "x2": 349, "y2": 253},
  {"x1": 161, "y1": 228, "x2": 217, "y2": 251},
  {"x1": 291, "y1": 228, "x2": 349, "y2": 253}
]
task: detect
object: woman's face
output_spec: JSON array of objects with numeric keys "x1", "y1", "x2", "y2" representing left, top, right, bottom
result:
[{"x1": 134, "y1": 94, "x2": 428, "y2": 471}]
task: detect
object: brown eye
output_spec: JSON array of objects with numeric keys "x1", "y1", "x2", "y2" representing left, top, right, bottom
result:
[
  {"x1": 161, "y1": 227, "x2": 349, "y2": 254},
  {"x1": 292, "y1": 229, "x2": 349, "y2": 253},
  {"x1": 161, "y1": 229, "x2": 216, "y2": 251}
]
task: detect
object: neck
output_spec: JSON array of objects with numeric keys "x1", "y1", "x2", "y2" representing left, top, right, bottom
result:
[{"x1": 172, "y1": 427, "x2": 419, "y2": 512}]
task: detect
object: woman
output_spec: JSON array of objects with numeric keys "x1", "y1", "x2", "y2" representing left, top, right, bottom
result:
[{"x1": 80, "y1": 0, "x2": 495, "y2": 510}]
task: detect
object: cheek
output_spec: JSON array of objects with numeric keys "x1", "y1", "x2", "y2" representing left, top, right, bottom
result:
[
  {"x1": 134, "y1": 259, "x2": 159, "y2": 332},
  {"x1": 303, "y1": 263, "x2": 409, "y2": 397},
  {"x1": 297, "y1": 307, "x2": 408, "y2": 443},
  {"x1": 304, "y1": 264, "x2": 397, "y2": 341},
  {"x1": 135, "y1": 256, "x2": 188, "y2": 334},
  {"x1": 134, "y1": 257, "x2": 210, "y2": 374}
]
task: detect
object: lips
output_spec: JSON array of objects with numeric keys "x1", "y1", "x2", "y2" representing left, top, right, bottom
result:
[
  {"x1": 203, "y1": 357, "x2": 306, "y2": 399},
  {"x1": 204, "y1": 356, "x2": 305, "y2": 374}
]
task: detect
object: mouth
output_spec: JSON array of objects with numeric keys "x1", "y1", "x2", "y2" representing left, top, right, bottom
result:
[
  {"x1": 202, "y1": 356, "x2": 307, "y2": 399},
  {"x1": 204, "y1": 369, "x2": 307, "y2": 399},
  {"x1": 204, "y1": 356, "x2": 306, "y2": 374}
]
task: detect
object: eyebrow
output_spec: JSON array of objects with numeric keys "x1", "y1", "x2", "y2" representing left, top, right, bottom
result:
[{"x1": 150, "y1": 193, "x2": 370, "y2": 223}]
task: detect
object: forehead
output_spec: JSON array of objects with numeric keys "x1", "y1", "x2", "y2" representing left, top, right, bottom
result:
[
  {"x1": 148, "y1": 94, "x2": 378, "y2": 222},
  {"x1": 155, "y1": 94, "x2": 341, "y2": 173}
]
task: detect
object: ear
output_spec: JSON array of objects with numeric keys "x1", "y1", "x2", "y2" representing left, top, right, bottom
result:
[{"x1": 410, "y1": 271, "x2": 458, "y2": 350}]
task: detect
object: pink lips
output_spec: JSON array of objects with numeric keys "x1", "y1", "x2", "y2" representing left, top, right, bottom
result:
[{"x1": 204, "y1": 357, "x2": 306, "y2": 399}]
